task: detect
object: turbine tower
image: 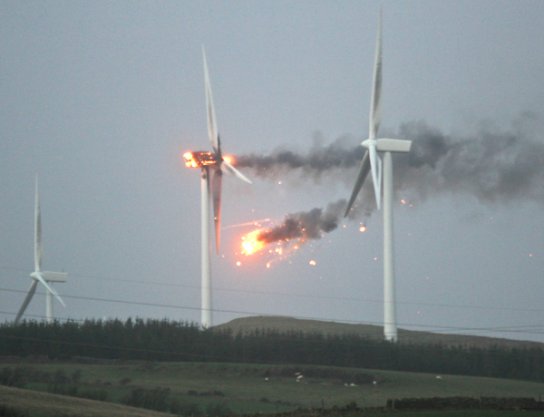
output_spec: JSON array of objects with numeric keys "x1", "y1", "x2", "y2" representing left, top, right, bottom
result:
[
  {"x1": 183, "y1": 48, "x2": 252, "y2": 328},
  {"x1": 15, "y1": 177, "x2": 67, "y2": 324},
  {"x1": 344, "y1": 13, "x2": 412, "y2": 342}
]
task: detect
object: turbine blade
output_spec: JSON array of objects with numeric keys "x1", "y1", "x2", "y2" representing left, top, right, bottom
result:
[
  {"x1": 223, "y1": 160, "x2": 252, "y2": 184},
  {"x1": 369, "y1": 144, "x2": 382, "y2": 210},
  {"x1": 34, "y1": 272, "x2": 65, "y2": 307},
  {"x1": 210, "y1": 167, "x2": 223, "y2": 253},
  {"x1": 344, "y1": 150, "x2": 370, "y2": 217},
  {"x1": 202, "y1": 46, "x2": 220, "y2": 155},
  {"x1": 369, "y1": 11, "x2": 383, "y2": 140},
  {"x1": 15, "y1": 280, "x2": 39, "y2": 324},
  {"x1": 34, "y1": 176, "x2": 42, "y2": 272}
]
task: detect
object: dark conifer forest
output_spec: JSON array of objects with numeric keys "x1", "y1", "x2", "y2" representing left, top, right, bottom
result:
[{"x1": 0, "y1": 319, "x2": 543, "y2": 382}]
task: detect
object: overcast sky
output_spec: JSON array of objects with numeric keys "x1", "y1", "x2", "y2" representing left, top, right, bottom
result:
[{"x1": 1, "y1": 0, "x2": 543, "y2": 343}]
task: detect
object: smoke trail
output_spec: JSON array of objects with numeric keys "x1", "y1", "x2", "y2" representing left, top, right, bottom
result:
[
  {"x1": 238, "y1": 116, "x2": 544, "y2": 206},
  {"x1": 257, "y1": 199, "x2": 348, "y2": 244},
  {"x1": 239, "y1": 115, "x2": 544, "y2": 246},
  {"x1": 237, "y1": 136, "x2": 364, "y2": 180}
]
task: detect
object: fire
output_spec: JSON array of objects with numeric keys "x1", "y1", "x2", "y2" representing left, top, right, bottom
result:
[
  {"x1": 183, "y1": 151, "x2": 199, "y2": 168},
  {"x1": 223, "y1": 154, "x2": 235, "y2": 165},
  {"x1": 236, "y1": 218, "x2": 310, "y2": 268},
  {"x1": 241, "y1": 229, "x2": 266, "y2": 256},
  {"x1": 182, "y1": 150, "x2": 217, "y2": 168}
]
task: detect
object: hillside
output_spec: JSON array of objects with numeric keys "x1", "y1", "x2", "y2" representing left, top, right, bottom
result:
[
  {"x1": 214, "y1": 316, "x2": 544, "y2": 349},
  {"x1": 2, "y1": 361, "x2": 544, "y2": 415},
  {"x1": 0, "y1": 384, "x2": 176, "y2": 417}
]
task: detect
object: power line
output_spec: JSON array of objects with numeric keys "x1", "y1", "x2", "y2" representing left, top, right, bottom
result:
[
  {"x1": 1, "y1": 288, "x2": 543, "y2": 339},
  {"x1": 2, "y1": 265, "x2": 543, "y2": 314}
]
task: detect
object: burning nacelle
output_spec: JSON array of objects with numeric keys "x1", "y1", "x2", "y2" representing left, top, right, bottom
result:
[{"x1": 183, "y1": 151, "x2": 219, "y2": 169}]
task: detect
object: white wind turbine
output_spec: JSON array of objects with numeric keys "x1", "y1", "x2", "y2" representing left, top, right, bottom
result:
[
  {"x1": 183, "y1": 47, "x2": 252, "y2": 328},
  {"x1": 344, "y1": 13, "x2": 412, "y2": 342},
  {"x1": 15, "y1": 177, "x2": 67, "y2": 324}
]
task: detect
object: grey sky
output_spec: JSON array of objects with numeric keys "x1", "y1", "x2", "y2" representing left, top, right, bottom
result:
[{"x1": 1, "y1": 1, "x2": 543, "y2": 342}]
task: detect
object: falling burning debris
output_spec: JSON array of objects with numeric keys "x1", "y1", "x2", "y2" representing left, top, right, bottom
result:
[
  {"x1": 240, "y1": 200, "x2": 349, "y2": 256},
  {"x1": 241, "y1": 229, "x2": 266, "y2": 256},
  {"x1": 234, "y1": 116, "x2": 544, "y2": 262}
]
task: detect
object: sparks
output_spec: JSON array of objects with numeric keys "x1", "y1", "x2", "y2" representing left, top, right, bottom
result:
[
  {"x1": 359, "y1": 224, "x2": 367, "y2": 233},
  {"x1": 309, "y1": 259, "x2": 317, "y2": 266}
]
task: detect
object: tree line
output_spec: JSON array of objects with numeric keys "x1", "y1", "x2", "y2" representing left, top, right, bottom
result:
[{"x1": 0, "y1": 318, "x2": 543, "y2": 382}]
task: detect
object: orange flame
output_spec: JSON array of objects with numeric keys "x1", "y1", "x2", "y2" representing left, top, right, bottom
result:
[
  {"x1": 223, "y1": 154, "x2": 235, "y2": 165},
  {"x1": 183, "y1": 151, "x2": 199, "y2": 168},
  {"x1": 241, "y1": 229, "x2": 266, "y2": 256}
]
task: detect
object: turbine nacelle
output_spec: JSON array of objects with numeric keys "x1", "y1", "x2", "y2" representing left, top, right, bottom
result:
[
  {"x1": 183, "y1": 151, "x2": 220, "y2": 169},
  {"x1": 31, "y1": 271, "x2": 67, "y2": 283},
  {"x1": 376, "y1": 138, "x2": 412, "y2": 153}
]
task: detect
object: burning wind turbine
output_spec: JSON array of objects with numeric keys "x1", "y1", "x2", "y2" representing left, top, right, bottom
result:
[{"x1": 183, "y1": 47, "x2": 251, "y2": 328}]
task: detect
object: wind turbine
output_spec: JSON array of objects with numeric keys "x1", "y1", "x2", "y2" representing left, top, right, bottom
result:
[
  {"x1": 344, "y1": 13, "x2": 412, "y2": 342},
  {"x1": 15, "y1": 177, "x2": 67, "y2": 324},
  {"x1": 183, "y1": 47, "x2": 252, "y2": 328}
]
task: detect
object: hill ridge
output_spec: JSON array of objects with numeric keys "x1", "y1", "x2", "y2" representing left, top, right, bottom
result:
[{"x1": 215, "y1": 316, "x2": 544, "y2": 349}]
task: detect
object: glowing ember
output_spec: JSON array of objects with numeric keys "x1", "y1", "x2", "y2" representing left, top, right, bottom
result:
[
  {"x1": 223, "y1": 154, "x2": 235, "y2": 165},
  {"x1": 359, "y1": 224, "x2": 367, "y2": 233},
  {"x1": 400, "y1": 198, "x2": 415, "y2": 208},
  {"x1": 309, "y1": 259, "x2": 317, "y2": 266},
  {"x1": 241, "y1": 230, "x2": 266, "y2": 256},
  {"x1": 236, "y1": 261, "x2": 242, "y2": 267}
]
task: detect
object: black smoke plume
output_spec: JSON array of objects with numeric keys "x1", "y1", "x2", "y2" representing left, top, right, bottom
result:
[
  {"x1": 257, "y1": 200, "x2": 348, "y2": 244},
  {"x1": 240, "y1": 115, "x2": 544, "y2": 245}
]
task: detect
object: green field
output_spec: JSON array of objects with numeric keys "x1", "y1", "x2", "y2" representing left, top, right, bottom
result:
[{"x1": 2, "y1": 360, "x2": 544, "y2": 416}]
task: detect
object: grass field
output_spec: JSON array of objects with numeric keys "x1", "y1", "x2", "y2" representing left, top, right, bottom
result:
[
  {"x1": 0, "y1": 384, "x2": 176, "y2": 417},
  {"x1": 0, "y1": 384, "x2": 541, "y2": 417},
  {"x1": 2, "y1": 359, "x2": 544, "y2": 416}
]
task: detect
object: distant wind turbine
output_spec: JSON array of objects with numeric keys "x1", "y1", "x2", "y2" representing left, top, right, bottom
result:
[
  {"x1": 344, "y1": 12, "x2": 412, "y2": 342},
  {"x1": 183, "y1": 47, "x2": 252, "y2": 328},
  {"x1": 15, "y1": 177, "x2": 67, "y2": 324}
]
